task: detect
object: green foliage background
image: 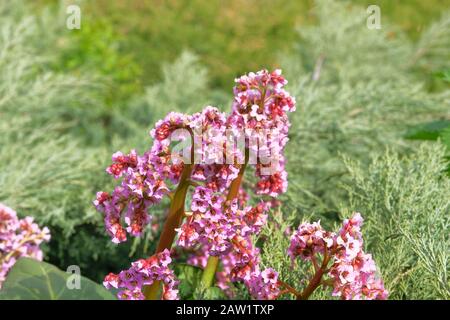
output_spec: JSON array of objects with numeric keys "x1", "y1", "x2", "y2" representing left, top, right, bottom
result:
[{"x1": 0, "y1": 0, "x2": 448, "y2": 299}]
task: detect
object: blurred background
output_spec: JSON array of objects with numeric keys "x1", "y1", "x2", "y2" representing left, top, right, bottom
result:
[
  {"x1": 0, "y1": 0, "x2": 449, "y2": 299},
  {"x1": 38, "y1": 0, "x2": 448, "y2": 92}
]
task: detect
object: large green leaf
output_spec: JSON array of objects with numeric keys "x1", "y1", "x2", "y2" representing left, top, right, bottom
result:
[{"x1": 0, "y1": 258, "x2": 116, "y2": 300}]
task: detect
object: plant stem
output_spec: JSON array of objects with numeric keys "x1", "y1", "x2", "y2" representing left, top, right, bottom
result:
[
  {"x1": 200, "y1": 256, "x2": 220, "y2": 288},
  {"x1": 226, "y1": 163, "x2": 247, "y2": 202},
  {"x1": 143, "y1": 163, "x2": 193, "y2": 300},
  {"x1": 144, "y1": 281, "x2": 161, "y2": 300},
  {"x1": 155, "y1": 168, "x2": 192, "y2": 253},
  {"x1": 297, "y1": 248, "x2": 331, "y2": 300},
  {"x1": 200, "y1": 160, "x2": 248, "y2": 288},
  {"x1": 278, "y1": 280, "x2": 302, "y2": 297},
  {"x1": 297, "y1": 268, "x2": 326, "y2": 300}
]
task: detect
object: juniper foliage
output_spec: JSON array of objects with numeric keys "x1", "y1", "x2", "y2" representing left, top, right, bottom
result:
[
  {"x1": 280, "y1": 0, "x2": 450, "y2": 216},
  {"x1": 342, "y1": 144, "x2": 449, "y2": 299},
  {"x1": 0, "y1": 1, "x2": 142, "y2": 279}
]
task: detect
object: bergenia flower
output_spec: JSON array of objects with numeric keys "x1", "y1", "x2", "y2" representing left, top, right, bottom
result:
[
  {"x1": 103, "y1": 249, "x2": 179, "y2": 300},
  {"x1": 329, "y1": 213, "x2": 388, "y2": 300},
  {"x1": 0, "y1": 203, "x2": 50, "y2": 288},
  {"x1": 288, "y1": 212, "x2": 388, "y2": 300},
  {"x1": 96, "y1": 70, "x2": 296, "y2": 300}
]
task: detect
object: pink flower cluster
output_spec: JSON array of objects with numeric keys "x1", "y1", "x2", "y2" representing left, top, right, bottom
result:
[
  {"x1": 330, "y1": 213, "x2": 388, "y2": 300},
  {"x1": 245, "y1": 268, "x2": 280, "y2": 300},
  {"x1": 288, "y1": 213, "x2": 388, "y2": 300},
  {"x1": 288, "y1": 221, "x2": 334, "y2": 261},
  {"x1": 0, "y1": 203, "x2": 50, "y2": 288},
  {"x1": 103, "y1": 249, "x2": 179, "y2": 300},
  {"x1": 94, "y1": 107, "x2": 241, "y2": 245},
  {"x1": 188, "y1": 240, "x2": 281, "y2": 300},
  {"x1": 153, "y1": 107, "x2": 244, "y2": 193},
  {"x1": 231, "y1": 69, "x2": 295, "y2": 196},
  {"x1": 94, "y1": 146, "x2": 172, "y2": 243},
  {"x1": 180, "y1": 186, "x2": 280, "y2": 300},
  {"x1": 96, "y1": 69, "x2": 295, "y2": 300},
  {"x1": 94, "y1": 69, "x2": 295, "y2": 239},
  {"x1": 177, "y1": 186, "x2": 268, "y2": 256}
]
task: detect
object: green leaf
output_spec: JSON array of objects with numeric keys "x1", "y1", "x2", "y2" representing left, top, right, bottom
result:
[
  {"x1": 0, "y1": 258, "x2": 116, "y2": 300},
  {"x1": 441, "y1": 127, "x2": 450, "y2": 150},
  {"x1": 435, "y1": 69, "x2": 450, "y2": 83},
  {"x1": 405, "y1": 120, "x2": 450, "y2": 140}
]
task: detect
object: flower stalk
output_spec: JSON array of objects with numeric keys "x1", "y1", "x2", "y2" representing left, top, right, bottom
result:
[
  {"x1": 200, "y1": 157, "x2": 248, "y2": 288},
  {"x1": 143, "y1": 163, "x2": 193, "y2": 300},
  {"x1": 296, "y1": 248, "x2": 331, "y2": 300},
  {"x1": 200, "y1": 256, "x2": 220, "y2": 288}
]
